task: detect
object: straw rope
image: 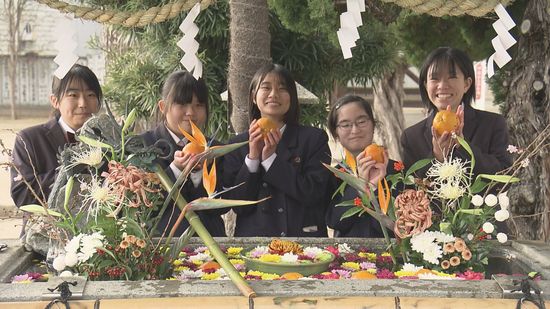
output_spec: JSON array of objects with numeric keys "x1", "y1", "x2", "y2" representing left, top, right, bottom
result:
[
  {"x1": 380, "y1": 0, "x2": 515, "y2": 17},
  {"x1": 35, "y1": 0, "x2": 214, "y2": 27}
]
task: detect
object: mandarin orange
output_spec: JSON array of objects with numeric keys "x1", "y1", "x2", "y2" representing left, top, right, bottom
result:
[
  {"x1": 432, "y1": 110, "x2": 459, "y2": 135},
  {"x1": 257, "y1": 117, "x2": 277, "y2": 137},
  {"x1": 364, "y1": 144, "x2": 384, "y2": 164},
  {"x1": 182, "y1": 142, "x2": 205, "y2": 155},
  {"x1": 281, "y1": 272, "x2": 304, "y2": 280},
  {"x1": 351, "y1": 271, "x2": 377, "y2": 279}
]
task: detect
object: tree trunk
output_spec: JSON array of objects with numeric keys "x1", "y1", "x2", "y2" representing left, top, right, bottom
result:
[
  {"x1": 372, "y1": 63, "x2": 407, "y2": 161},
  {"x1": 5, "y1": 0, "x2": 27, "y2": 120},
  {"x1": 227, "y1": 0, "x2": 270, "y2": 134},
  {"x1": 225, "y1": 0, "x2": 270, "y2": 236},
  {"x1": 505, "y1": 0, "x2": 550, "y2": 241}
]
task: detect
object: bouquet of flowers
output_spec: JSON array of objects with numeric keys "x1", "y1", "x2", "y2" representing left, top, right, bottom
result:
[
  {"x1": 17, "y1": 110, "x2": 257, "y2": 295},
  {"x1": 326, "y1": 136, "x2": 520, "y2": 275}
]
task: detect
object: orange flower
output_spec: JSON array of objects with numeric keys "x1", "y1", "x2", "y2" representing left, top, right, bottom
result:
[
  {"x1": 136, "y1": 239, "x2": 146, "y2": 249},
  {"x1": 394, "y1": 161, "x2": 405, "y2": 172},
  {"x1": 450, "y1": 256, "x2": 461, "y2": 267},
  {"x1": 462, "y1": 250, "x2": 472, "y2": 261},
  {"x1": 119, "y1": 240, "x2": 130, "y2": 250},
  {"x1": 179, "y1": 120, "x2": 207, "y2": 155},
  {"x1": 441, "y1": 260, "x2": 450, "y2": 269},
  {"x1": 454, "y1": 238, "x2": 466, "y2": 252},
  {"x1": 202, "y1": 159, "x2": 217, "y2": 196},
  {"x1": 443, "y1": 242, "x2": 455, "y2": 254},
  {"x1": 125, "y1": 235, "x2": 136, "y2": 244},
  {"x1": 344, "y1": 149, "x2": 357, "y2": 175},
  {"x1": 132, "y1": 250, "x2": 142, "y2": 258},
  {"x1": 377, "y1": 178, "x2": 390, "y2": 215}
]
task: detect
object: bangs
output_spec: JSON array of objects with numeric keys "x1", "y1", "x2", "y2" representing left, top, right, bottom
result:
[{"x1": 428, "y1": 57, "x2": 457, "y2": 79}]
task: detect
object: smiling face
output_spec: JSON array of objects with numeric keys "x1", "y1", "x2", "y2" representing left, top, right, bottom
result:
[
  {"x1": 425, "y1": 62, "x2": 472, "y2": 112},
  {"x1": 159, "y1": 94, "x2": 207, "y2": 137},
  {"x1": 335, "y1": 102, "x2": 374, "y2": 156},
  {"x1": 253, "y1": 72, "x2": 291, "y2": 124},
  {"x1": 50, "y1": 79, "x2": 100, "y2": 130}
]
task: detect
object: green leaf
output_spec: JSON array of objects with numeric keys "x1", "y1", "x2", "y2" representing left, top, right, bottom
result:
[
  {"x1": 439, "y1": 222, "x2": 452, "y2": 234},
  {"x1": 457, "y1": 209, "x2": 483, "y2": 215},
  {"x1": 20, "y1": 204, "x2": 63, "y2": 217},
  {"x1": 170, "y1": 226, "x2": 196, "y2": 261},
  {"x1": 204, "y1": 141, "x2": 248, "y2": 160},
  {"x1": 479, "y1": 174, "x2": 520, "y2": 183},
  {"x1": 340, "y1": 207, "x2": 362, "y2": 220},
  {"x1": 470, "y1": 177, "x2": 488, "y2": 194},
  {"x1": 457, "y1": 136, "x2": 475, "y2": 171},
  {"x1": 335, "y1": 200, "x2": 355, "y2": 207},
  {"x1": 324, "y1": 163, "x2": 366, "y2": 194},
  {"x1": 187, "y1": 197, "x2": 270, "y2": 211},
  {"x1": 405, "y1": 158, "x2": 432, "y2": 178},
  {"x1": 122, "y1": 108, "x2": 138, "y2": 133}
]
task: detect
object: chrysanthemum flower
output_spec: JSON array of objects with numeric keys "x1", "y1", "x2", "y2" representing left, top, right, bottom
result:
[
  {"x1": 427, "y1": 158, "x2": 467, "y2": 182},
  {"x1": 449, "y1": 256, "x2": 461, "y2": 267},
  {"x1": 441, "y1": 260, "x2": 450, "y2": 269}
]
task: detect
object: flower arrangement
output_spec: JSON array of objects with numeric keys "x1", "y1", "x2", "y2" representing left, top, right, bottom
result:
[
  {"x1": 16, "y1": 110, "x2": 258, "y2": 296},
  {"x1": 325, "y1": 136, "x2": 520, "y2": 275}
]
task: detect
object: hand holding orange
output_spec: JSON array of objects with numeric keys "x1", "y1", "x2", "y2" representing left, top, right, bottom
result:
[
  {"x1": 257, "y1": 117, "x2": 277, "y2": 137},
  {"x1": 364, "y1": 144, "x2": 384, "y2": 164},
  {"x1": 432, "y1": 110, "x2": 459, "y2": 136}
]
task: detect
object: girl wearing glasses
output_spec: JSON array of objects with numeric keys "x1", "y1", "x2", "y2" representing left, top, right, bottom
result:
[
  {"x1": 223, "y1": 64, "x2": 331, "y2": 237},
  {"x1": 326, "y1": 94, "x2": 399, "y2": 237}
]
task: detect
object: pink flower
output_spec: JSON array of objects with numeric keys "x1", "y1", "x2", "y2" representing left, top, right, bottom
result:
[
  {"x1": 332, "y1": 269, "x2": 351, "y2": 278},
  {"x1": 376, "y1": 268, "x2": 397, "y2": 279},
  {"x1": 325, "y1": 246, "x2": 339, "y2": 256},
  {"x1": 457, "y1": 270, "x2": 484, "y2": 280},
  {"x1": 507, "y1": 145, "x2": 519, "y2": 153}
]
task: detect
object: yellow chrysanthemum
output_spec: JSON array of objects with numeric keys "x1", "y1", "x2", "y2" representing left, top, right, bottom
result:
[
  {"x1": 166, "y1": 277, "x2": 178, "y2": 280},
  {"x1": 366, "y1": 269, "x2": 377, "y2": 274},
  {"x1": 394, "y1": 270, "x2": 417, "y2": 278},
  {"x1": 227, "y1": 247, "x2": 244, "y2": 256},
  {"x1": 259, "y1": 254, "x2": 282, "y2": 263},
  {"x1": 341, "y1": 262, "x2": 360, "y2": 271},
  {"x1": 172, "y1": 260, "x2": 183, "y2": 266},
  {"x1": 229, "y1": 259, "x2": 244, "y2": 265},
  {"x1": 174, "y1": 266, "x2": 189, "y2": 272},
  {"x1": 192, "y1": 260, "x2": 202, "y2": 265},
  {"x1": 381, "y1": 252, "x2": 391, "y2": 257},
  {"x1": 247, "y1": 270, "x2": 264, "y2": 277},
  {"x1": 432, "y1": 270, "x2": 456, "y2": 278},
  {"x1": 201, "y1": 272, "x2": 220, "y2": 280},
  {"x1": 178, "y1": 252, "x2": 187, "y2": 258},
  {"x1": 261, "y1": 273, "x2": 281, "y2": 280},
  {"x1": 363, "y1": 252, "x2": 377, "y2": 262}
]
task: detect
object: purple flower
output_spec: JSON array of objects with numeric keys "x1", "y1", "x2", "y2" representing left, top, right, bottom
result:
[
  {"x1": 332, "y1": 269, "x2": 351, "y2": 279},
  {"x1": 376, "y1": 268, "x2": 397, "y2": 279},
  {"x1": 359, "y1": 262, "x2": 376, "y2": 270}
]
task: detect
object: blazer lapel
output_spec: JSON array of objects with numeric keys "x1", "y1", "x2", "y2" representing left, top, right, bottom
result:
[
  {"x1": 462, "y1": 105, "x2": 479, "y2": 141},
  {"x1": 44, "y1": 118, "x2": 66, "y2": 151},
  {"x1": 277, "y1": 124, "x2": 298, "y2": 162}
]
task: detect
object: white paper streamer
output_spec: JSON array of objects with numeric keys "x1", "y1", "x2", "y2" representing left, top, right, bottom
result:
[
  {"x1": 337, "y1": 0, "x2": 365, "y2": 59},
  {"x1": 178, "y1": 3, "x2": 203, "y2": 79},
  {"x1": 53, "y1": 18, "x2": 78, "y2": 79},
  {"x1": 487, "y1": 4, "x2": 516, "y2": 78}
]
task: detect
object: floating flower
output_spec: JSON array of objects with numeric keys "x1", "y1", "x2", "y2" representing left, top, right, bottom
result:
[
  {"x1": 457, "y1": 270, "x2": 484, "y2": 280},
  {"x1": 259, "y1": 254, "x2": 282, "y2": 263},
  {"x1": 341, "y1": 262, "x2": 360, "y2": 271},
  {"x1": 337, "y1": 243, "x2": 353, "y2": 254},
  {"x1": 402, "y1": 263, "x2": 423, "y2": 273},
  {"x1": 12, "y1": 274, "x2": 33, "y2": 284},
  {"x1": 227, "y1": 247, "x2": 243, "y2": 256},
  {"x1": 303, "y1": 247, "x2": 324, "y2": 259},
  {"x1": 281, "y1": 253, "x2": 298, "y2": 263},
  {"x1": 201, "y1": 272, "x2": 220, "y2": 280},
  {"x1": 359, "y1": 261, "x2": 376, "y2": 270},
  {"x1": 249, "y1": 246, "x2": 269, "y2": 258}
]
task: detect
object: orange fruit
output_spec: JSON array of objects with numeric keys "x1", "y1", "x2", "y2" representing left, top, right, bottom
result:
[
  {"x1": 200, "y1": 261, "x2": 220, "y2": 272},
  {"x1": 351, "y1": 271, "x2": 377, "y2": 280},
  {"x1": 432, "y1": 110, "x2": 459, "y2": 135},
  {"x1": 281, "y1": 272, "x2": 304, "y2": 280},
  {"x1": 256, "y1": 117, "x2": 277, "y2": 137},
  {"x1": 182, "y1": 142, "x2": 205, "y2": 155},
  {"x1": 364, "y1": 144, "x2": 384, "y2": 164}
]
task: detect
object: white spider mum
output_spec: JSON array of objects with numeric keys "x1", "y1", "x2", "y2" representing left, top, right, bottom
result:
[
  {"x1": 80, "y1": 175, "x2": 117, "y2": 221},
  {"x1": 427, "y1": 157, "x2": 469, "y2": 184},
  {"x1": 68, "y1": 147, "x2": 104, "y2": 169}
]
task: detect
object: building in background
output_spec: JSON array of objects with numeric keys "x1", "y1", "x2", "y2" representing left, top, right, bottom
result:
[{"x1": 0, "y1": 1, "x2": 104, "y2": 117}]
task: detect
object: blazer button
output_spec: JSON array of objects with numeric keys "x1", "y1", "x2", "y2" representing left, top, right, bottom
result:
[
  {"x1": 262, "y1": 182, "x2": 268, "y2": 188},
  {"x1": 280, "y1": 232, "x2": 286, "y2": 237},
  {"x1": 278, "y1": 208, "x2": 284, "y2": 213}
]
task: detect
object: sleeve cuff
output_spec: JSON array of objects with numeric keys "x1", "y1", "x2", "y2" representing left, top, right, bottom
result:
[
  {"x1": 245, "y1": 155, "x2": 260, "y2": 173},
  {"x1": 261, "y1": 153, "x2": 277, "y2": 172}
]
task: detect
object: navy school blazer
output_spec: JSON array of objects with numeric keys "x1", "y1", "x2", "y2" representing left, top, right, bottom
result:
[
  {"x1": 223, "y1": 123, "x2": 332, "y2": 237},
  {"x1": 141, "y1": 124, "x2": 227, "y2": 237}
]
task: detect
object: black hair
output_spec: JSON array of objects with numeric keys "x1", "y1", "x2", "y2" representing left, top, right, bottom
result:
[
  {"x1": 51, "y1": 64, "x2": 102, "y2": 108},
  {"x1": 327, "y1": 94, "x2": 375, "y2": 139},
  {"x1": 161, "y1": 70, "x2": 209, "y2": 120},
  {"x1": 418, "y1": 47, "x2": 475, "y2": 112},
  {"x1": 248, "y1": 63, "x2": 299, "y2": 125}
]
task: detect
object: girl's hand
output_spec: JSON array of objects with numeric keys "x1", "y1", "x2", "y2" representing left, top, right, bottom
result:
[
  {"x1": 455, "y1": 104, "x2": 464, "y2": 139},
  {"x1": 262, "y1": 128, "x2": 282, "y2": 160},
  {"x1": 432, "y1": 105, "x2": 464, "y2": 161},
  {"x1": 248, "y1": 119, "x2": 264, "y2": 160},
  {"x1": 173, "y1": 151, "x2": 201, "y2": 172},
  {"x1": 357, "y1": 150, "x2": 388, "y2": 186}
]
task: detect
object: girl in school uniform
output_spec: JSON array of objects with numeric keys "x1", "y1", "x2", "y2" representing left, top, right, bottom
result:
[{"x1": 223, "y1": 64, "x2": 331, "y2": 237}]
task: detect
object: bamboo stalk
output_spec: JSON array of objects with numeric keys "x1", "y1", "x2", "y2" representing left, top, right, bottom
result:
[{"x1": 154, "y1": 165, "x2": 256, "y2": 299}]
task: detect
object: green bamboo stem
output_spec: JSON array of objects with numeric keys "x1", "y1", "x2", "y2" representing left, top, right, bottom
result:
[{"x1": 154, "y1": 166, "x2": 256, "y2": 299}]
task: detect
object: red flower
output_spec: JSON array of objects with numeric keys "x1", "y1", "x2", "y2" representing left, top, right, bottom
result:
[
  {"x1": 325, "y1": 245, "x2": 339, "y2": 256},
  {"x1": 394, "y1": 161, "x2": 405, "y2": 172},
  {"x1": 353, "y1": 197, "x2": 362, "y2": 207}
]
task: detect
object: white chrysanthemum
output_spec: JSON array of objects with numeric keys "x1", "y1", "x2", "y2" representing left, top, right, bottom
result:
[
  {"x1": 402, "y1": 263, "x2": 423, "y2": 272},
  {"x1": 281, "y1": 253, "x2": 299, "y2": 263},
  {"x1": 64, "y1": 252, "x2": 78, "y2": 267},
  {"x1": 189, "y1": 252, "x2": 211, "y2": 263},
  {"x1": 498, "y1": 193, "x2": 510, "y2": 210},
  {"x1": 80, "y1": 176, "x2": 117, "y2": 221},
  {"x1": 178, "y1": 269, "x2": 203, "y2": 279},
  {"x1": 303, "y1": 247, "x2": 324, "y2": 259},
  {"x1": 422, "y1": 245, "x2": 443, "y2": 265},
  {"x1": 59, "y1": 270, "x2": 74, "y2": 277},
  {"x1": 337, "y1": 243, "x2": 354, "y2": 254},
  {"x1": 78, "y1": 233, "x2": 104, "y2": 262},
  {"x1": 65, "y1": 234, "x2": 83, "y2": 254},
  {"x1": 471, "y1": 195, "x2": 484, "y2": 207},
  {"x1": 438, "y1": 182, "x2": 466, "y2": 200},
  {"x1": 497, "y1": 233, "x2": 508, "y2": 243},
  {"x1": 410, "y1": 232, "x2": 436, "y2": 253},
  {"x1": 426, "y1": 158, "x2": 467, "y2": 183},
  {"x1": 52, "y1": 255, "x2": 67, "y2": 272},
  {"x1": 482, "y1": 222, "x2": 495, "y2": 234},
  {"x1": 432, "y1": 231, "x2": 455, "y2": 243},
  {"x1": 73, "y1": 147, "x2": 104, "y2": 167},
  {"x1": 485, "y1": 194, "x2": 498, "y2": 207},
  {"x1": 495, "y1": 209, "x2": 510, "y2": 222}
]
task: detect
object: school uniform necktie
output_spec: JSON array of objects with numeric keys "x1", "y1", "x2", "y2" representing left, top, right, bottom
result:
[{"x1": 67, "y1": 132, "x2": 77, "y2": 144}]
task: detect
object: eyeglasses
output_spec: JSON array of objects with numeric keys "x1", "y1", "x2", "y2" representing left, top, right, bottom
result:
[{"x1": 336, "y1": 117, "x2": 372, "y2": 132}]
